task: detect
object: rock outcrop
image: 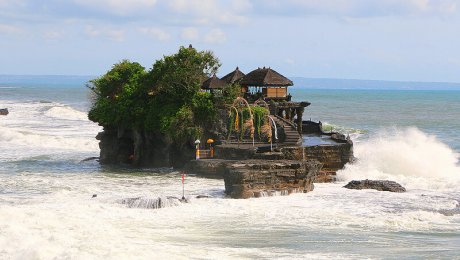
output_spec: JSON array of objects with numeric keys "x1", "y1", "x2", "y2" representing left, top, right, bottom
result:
[
  {"x1": 184, "y1": 159, "x2": 234, "y2": 178},
  {"x1": 96, "y1": 127, "x2": 195, "y2": 167},
  {"x1": 0, "y1": 108, "x2": 8, "y2": 116},
  {"x1": 279, "y1": 144, "x2": 353, "y2": 172},
  {"x1": 224, "y1": 159, "x2": 322, "y2": 199},
  {"x1": 344, "y1": 180, "x2": 406, "y2": 193}
]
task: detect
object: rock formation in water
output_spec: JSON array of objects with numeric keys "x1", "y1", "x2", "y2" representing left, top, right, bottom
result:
[
  {"x1": 224, "y1": 160, "x2": 322, "y2": 199},
  {"x1": 0, "y1": 108, "x2": 8, "y2": 116},
  {"x1": 343, "y1": 180, "x2": 406, "y2": 193},
  {"x1": 96, "y1": 127, "x2": 196, "y2": 167}
]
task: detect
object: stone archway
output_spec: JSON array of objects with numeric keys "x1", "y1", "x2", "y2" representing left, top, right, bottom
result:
[{"x1": 228, "y1": 97, "x2": 255, "y2": 146}]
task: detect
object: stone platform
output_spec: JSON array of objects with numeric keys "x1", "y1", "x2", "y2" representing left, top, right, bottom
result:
[
  {"x1": 185, "y1": 159, "x2": 322, "y2": 199},
  {"x1": 224, "y1": 160, "x2": 322, "y2": 199}
]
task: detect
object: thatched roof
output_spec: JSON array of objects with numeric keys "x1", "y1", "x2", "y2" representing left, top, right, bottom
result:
[
  {"x1": 240, "y1": 67, "x2": 293, "y2": 87},
  {"x1": 201, "y1": 75, "x2": 227, "y2": 89},
  {"x1": 221, "y1": 67, "x2": 245, "y2": 84}
]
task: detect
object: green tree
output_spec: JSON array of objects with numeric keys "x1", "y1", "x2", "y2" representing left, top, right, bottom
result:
[
  {"x1": 88, "y1": 46, "x2": 221, "y2": 145},
  {"x1": 149, "y1": 45, "x2": 220, "y2": 104},
  {"x1": 88, "y1": 60, "x2": 147, "y2": 127}
]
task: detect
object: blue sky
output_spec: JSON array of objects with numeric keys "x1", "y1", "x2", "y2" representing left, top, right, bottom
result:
[{"x1": 1, "y1": 0, "x2": 460, "y2": 82}]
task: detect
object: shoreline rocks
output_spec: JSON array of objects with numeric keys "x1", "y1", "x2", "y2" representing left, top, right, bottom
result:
[
  {"x1": 224, "y1": 159, "x2": 322, "y2": 199},
  {"x1": 0, "y1": 108, "x2": 8, "y2": 116},
  {"x1": 344, "y1": 179, "x2": 406, "y2": 193}
]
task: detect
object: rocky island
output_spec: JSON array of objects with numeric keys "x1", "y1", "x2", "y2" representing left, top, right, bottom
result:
[{"x1": 88, "y1": 46, "x2": 354, "y2": 198}]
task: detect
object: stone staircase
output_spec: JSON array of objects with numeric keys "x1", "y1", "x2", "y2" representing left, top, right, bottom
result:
[{"x1": 273, "y1": 115, "x2": 302, "y2": 146}]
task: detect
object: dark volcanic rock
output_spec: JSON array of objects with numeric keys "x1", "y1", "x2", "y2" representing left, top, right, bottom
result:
[
  {"x1": 224, "y1": 159, "x2": 322, "y2": 199},
  {"x1": 344, "y1": 179, "x2": 406, "y2": 193},
  {"x1": 184, "y1": 159, "x2": 234, "y2": 178},
  {"x1": 96, "y1": 127, "x2": 195, "y2": 167},
  {"x1": 0, "y1": 108, "x2": 8, "y2": 116},
  {"x1": 120, "y1": 196, "x2": 187, "y2": 209}
]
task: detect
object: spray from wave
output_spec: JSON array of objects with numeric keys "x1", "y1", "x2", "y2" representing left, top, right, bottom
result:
[
  {"x1": 320, "y1": 121, "x2": 367, "y2": 140},
  {"x1": 337, "y1": 127, "x2": 460, "y2": 190},
  {"x1": 44, "y1": 106, "x2": 88, "y2": 121}
]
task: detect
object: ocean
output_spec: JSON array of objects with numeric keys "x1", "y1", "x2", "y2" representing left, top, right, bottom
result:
[{"x1": 1, "y1": 76, "x2": 459, "y2": 259}]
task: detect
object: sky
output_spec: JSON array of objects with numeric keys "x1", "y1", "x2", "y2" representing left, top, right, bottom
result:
[{"x1": 1, "y1": 0, "x2": 460, "y2": 82}]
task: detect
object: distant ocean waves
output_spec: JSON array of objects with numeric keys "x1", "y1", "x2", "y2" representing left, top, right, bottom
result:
[{"x1": 0, "y1": 99, "x2": 100, "y2": 163}]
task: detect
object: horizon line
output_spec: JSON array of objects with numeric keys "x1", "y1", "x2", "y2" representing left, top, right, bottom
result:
[{"x1": 1, "y1": 74, "x2": 460, "y2": 85}]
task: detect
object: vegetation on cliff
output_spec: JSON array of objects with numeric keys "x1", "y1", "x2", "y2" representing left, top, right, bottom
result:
[{"x1": 88, "y1": 46, "x2": 220, "y2": 143}]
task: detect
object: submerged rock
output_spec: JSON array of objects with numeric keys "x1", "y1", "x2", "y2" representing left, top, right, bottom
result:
[
  {"x1": 120, "y1": 196, "x2": 188, "y2": 209},
  {"x1": 0, "y1": 108, "x2": 8, "y2": 116},
  {"x1": 196, "y1": 195, "x2": 213, "y2": 199},
  {"x1": 344, "y1": 179, "x2": 406, "y2": 193},
  {"x1": 80, "y1": 157, "x2": 99, "y2": 163}
]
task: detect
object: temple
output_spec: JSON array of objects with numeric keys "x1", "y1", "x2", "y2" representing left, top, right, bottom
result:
[{"x1": 202, "y1": 66, "x2": 310, "y2": 135}]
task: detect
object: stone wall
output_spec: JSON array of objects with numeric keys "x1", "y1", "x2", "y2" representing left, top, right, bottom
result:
[
  {"x1": 224, "y1": 160, "x2": 322, "y2": 199},
  {"x1": 280, "y1": 142, "x2": 353, "y2": 171},
  {"x1": 304, "y1": 143, "x2": 353, "y2": 170}
]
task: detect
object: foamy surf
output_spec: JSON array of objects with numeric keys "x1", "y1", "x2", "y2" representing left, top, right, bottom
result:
[
  {"x1": 337, "y1": 127, "x2": 460, "y2": 190},
  {"x1": 44, "y1": 106, "x2": 89, "y2": 121},
  {"x1": 1, "y1": 78, "x2": 460, "y2": 259}
]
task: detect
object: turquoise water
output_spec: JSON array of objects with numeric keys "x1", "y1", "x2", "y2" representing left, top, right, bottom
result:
[{"x1": 1, "y1": 76, "x2": 459, "y2": 259}]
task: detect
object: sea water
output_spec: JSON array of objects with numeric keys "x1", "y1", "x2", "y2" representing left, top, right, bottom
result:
[{"x1": 1, "y1": 76, "x2": 459, "y2": 259}]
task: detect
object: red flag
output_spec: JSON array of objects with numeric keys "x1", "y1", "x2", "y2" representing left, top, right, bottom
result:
[{"x1": 181, "y1": 171, "x2": 185, "y2": 184}]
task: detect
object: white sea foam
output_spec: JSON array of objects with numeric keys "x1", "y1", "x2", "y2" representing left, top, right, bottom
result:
[
  {"x1": 44, "y1": 106, "x2": 89, "y2": 121},
  {"x1": 0, "y1": 101, "x2": 100, "y2": 159},
  {"x1": 0, "y1": 125, "x2": 99, "y2": 152},
  {"x1": 337, "y1": 127, "x2": 460, "y2": 190},
  {"x1": 320, "y1": 121, "x2": 366, "y2": 140}
]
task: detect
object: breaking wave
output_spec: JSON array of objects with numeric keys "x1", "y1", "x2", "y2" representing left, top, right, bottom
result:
[
  {"x1": 320, "y1": 122, "x2": 367, "y2": 140},
  {"x1": 337, "y1": 127, "x2": 460, "y2": 190},
  {"x1": 0, "y1": 125, "x2": 98, "y2": 152},
  {"x1": 44, "y1": 106, "x2": 88, "y2": 121}
]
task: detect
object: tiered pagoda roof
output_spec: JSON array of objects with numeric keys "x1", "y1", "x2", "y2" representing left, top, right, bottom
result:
[
  {"x1": 201, "y1": 74, "x2": 227, "y2": 89},
  {"x1": 221, "y1": 67, "x2": 245, "y2": 84},
  {"x1": 240, "y1": 67, "x2": 293, "y2": 87}
]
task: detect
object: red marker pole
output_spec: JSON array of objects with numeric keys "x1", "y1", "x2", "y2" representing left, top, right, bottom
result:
[{"x1": 181, "y1": 171, "x2": 186, "y2": 200}]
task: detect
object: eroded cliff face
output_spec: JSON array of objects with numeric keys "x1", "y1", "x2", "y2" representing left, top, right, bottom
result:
[
  {"x1": 278, "y1": 143, "x2": 354, "y2": 170},
  {"x1": 96, "y1": 127, "x2": 195, "y2": 167},
  {"x1": 224, "y1": 160, "x2": 322, "y2": 199},
  {"x1": 94, "y1": 109, "x2": 229, "y2": 168}
]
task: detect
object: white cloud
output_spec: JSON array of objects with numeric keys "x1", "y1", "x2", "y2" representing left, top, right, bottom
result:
[
  {"x1": 139, "y1": 27, "x2": 170, "y2": 41},
  {"x1": 0, "y1": 0, "x2": 23, "y2": 7},
  {"x1": 167, "y1": 0, "x2": 248, "y2": 25},
  {"x1": 44, "y1": 30, "x2": 63, "y2": 40},
  {"x1": 181, "y1": 27, "x2": 199, "y2": 41},
  {"x1": 85, "y1": 25, "x2": 124, "y2": 41},
  {"x1": 0, "y1": 23, "x2": 21, "y2": 34},
  {"x1": 204, "y1": 28, "x2": 226, "y2": 44},
  {"x1": 85, "y1": 25, "x2": 100, "y2": 37},
  {"x1": 74, "y1": 0, "x2": 158, "y2": 15},
  {"x1": 106, "y1": 29, "x2": 125, "y2": 42},
  {"x1": 285, "y1": 58, "x2": 295, "y2": 65},
  {"x1": 231, "y1": 0, "x2": 253, "y2": 12},
  {"x1": 258, "y1": 0, "x2": 459, "y2": 17}
]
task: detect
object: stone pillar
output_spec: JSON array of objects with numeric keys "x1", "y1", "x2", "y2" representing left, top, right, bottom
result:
[
  {"x1": 290, "y1": 109, "x2": 296, "y2": 122},
  {"x1": 277, "y1": 108, "x2": 284, "y2": 118},
  {"x1": 285, "y1": 108, "x2": 291, "y2": 120},
  {"x1": 296, "y1": 107, "x2": 304, "y2": 134}
]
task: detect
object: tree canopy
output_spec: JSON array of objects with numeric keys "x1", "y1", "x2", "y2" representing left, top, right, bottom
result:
[{"x1": 88, "y1": 46, "x2": 221, "y2": 144}]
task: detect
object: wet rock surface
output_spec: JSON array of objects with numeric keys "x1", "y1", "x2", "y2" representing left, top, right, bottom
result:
[
  {"x1": 0, "y1": 108, "x2": 8, "y2": 116},
  {"x1": 224, "y1": 159, "x2": 322, "y2": 199},
  {"x1": 344, "y1": 180, "x2": 406, "y2": 193},
  {"x1": 120, "y1": 196, "x2": 188, "y2": 209}
]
